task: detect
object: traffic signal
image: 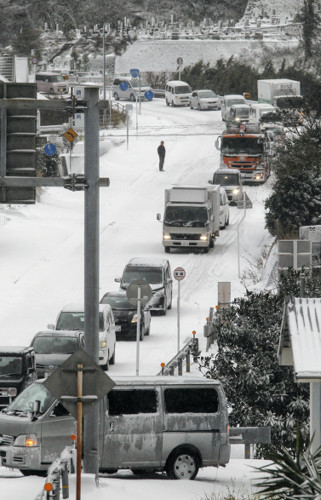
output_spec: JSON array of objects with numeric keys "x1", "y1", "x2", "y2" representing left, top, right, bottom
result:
[{"x1": 0, "y1": 82, "x2": 37, "y2": 203}]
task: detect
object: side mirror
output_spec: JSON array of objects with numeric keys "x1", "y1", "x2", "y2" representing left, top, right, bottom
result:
[
  {"x1": 208, "y1": 179, "x2": 213, "y2": 184},
  {"x1": 114, "y1": 277, "x2": 121, "y2": 283},
  {"x1": 47, "y1": 323, "x2": 55, "y2": 330},
  {"x1": 33, "y1": 400, "x2": 41, "y2": 414},
  {"x1": 156, "y1": 213, "x2": 161, "y2": 221}
]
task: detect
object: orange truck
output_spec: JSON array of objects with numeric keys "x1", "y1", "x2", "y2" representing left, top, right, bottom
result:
[{"x1": 215, "y1": 122, "x2": 272, "y2": 184}]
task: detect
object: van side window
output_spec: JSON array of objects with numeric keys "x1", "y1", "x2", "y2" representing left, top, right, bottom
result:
[
  {"x1": 108, "y1": 389, "x2": 157, "y2": 415},
  {"x1": 164, "y1": 388, "x2": 218, "y2": 413}
]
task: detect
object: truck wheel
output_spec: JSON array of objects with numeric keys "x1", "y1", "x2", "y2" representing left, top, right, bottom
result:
[
  {"x1": 166, "y1": 448, "x2": 199, "y2": 480},
  {"x1": 165, "y1": 247, "x2": 170, "y2": 253}
]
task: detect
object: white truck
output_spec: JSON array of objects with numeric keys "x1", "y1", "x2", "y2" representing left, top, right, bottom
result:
[
  {"x1": 257, "y1": 79, "x2": 302, "y2": 109},
  {"x1": 157, "y1": 185, "x2": 220, "y2": 253}
]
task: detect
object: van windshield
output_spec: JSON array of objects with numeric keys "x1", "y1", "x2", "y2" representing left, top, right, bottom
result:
[
  {"x1": 33, "y1": 336, "x2": 78, "y2": 354},
  {"x1": 174, "y1": 85, "x2": 192, "y2": 94},
  {"x1": 221, "y1": 137, "x2": 263, "y2": 155},
  {"x1": 4, "y1": 383, "x2": 55, "y2": 415},
  {"x1": 0, "y1": 356, "x2": 22, "y2": 376},
  {"x1": 164, "y1": 206, "x2": 208, "y2": 227},
  {"x1": 214, "y1": 173, "x2": 240, "y2": 186},
  {"x1": 101, "y1": 295, "x2": 136, "y2": 310},
  {"x1": 226, "y1": 99, "x2": 245, "y2": 107},
  {"x1": 122, "y1": 267, "x2": 162, "y2": 284},
  {"x1": 131, "y1": 79, "x2": 149, "y2": 88},
  {"x1": 56, "y1": 312, "x2": 104, "y2": 331}
]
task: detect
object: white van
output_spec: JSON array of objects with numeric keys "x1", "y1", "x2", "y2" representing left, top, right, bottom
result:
[
  {"x1": 36, "y1": 72, "x2": 69, "y2": 94},
  {"x1": 48, "y1": 303, "x2": 116, "y2": 370},
  {"x1": 165, "y1": 80, "x2": 192, "y2": 107},
  {"x1": 112, "y1": 76, "x2": 152, "y2": 102},
  {"x1": 221, "y1": 94, "x2": 246, "y2": 121},
  {"x1": 249, "y1": 103, "x2": 276, "y2": 124},
  {"x1": 0, "y1": 376, "x2": 231, "y2": 478}
]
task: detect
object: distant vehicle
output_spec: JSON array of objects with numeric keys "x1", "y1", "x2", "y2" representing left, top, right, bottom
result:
[
  {"x1": 210, "y1": 169, "x2": 244, "y2": 205},
  {"x1": 189, "y1": 89, "x2": 221, "y2": 110},
  {"x1": 257, "y1": 79, "x2": 302, "y2": 109},
  {"x1": 0, "y1": 346, "x2": 36, "y2": 409},
  {"x1": 30, "y1": 330, "x2": 84, "y2": 378},
  {"x1": 165, "y1": 80, "x2": 192, "y2": 107},
  {"x1": 249, "y1": 102, "x2": 276, "y2": 124},
  {"x1": 112, "y1": 76, "x2": 152, "y2": 102},
  {"x1": 228, "y1": 104, "x2": 251, "y2": 123},
  {"x1": 115, "y1": 257, "x2": 173, "y2": 315},
  {"x1": 36, "y1": 72, "x2": 69, "y2": 95},
  {"x1": 219, "y1": 187, "x2": 230, "y2": 229},
  {"x1": 100, "y1": 290, "x2": 151, "y2": 340},
  {"x1": 48, "y1": 303, "x2": 116, "y2": 370},
  {"x1": 221, "y1": 94, "x2": 246, "y2": 121},
  {"x1": 157, "y1": 185, "x2": 221, "y2": 253}
]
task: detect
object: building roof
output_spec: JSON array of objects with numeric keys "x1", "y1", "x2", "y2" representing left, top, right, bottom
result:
[{"x1": 279, "y1": 297, "x2": 321, "y2": 382}]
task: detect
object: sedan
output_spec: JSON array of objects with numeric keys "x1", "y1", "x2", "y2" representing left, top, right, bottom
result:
[
  {"x1": 189, "y1": 90, "x2": 220, "y2": 110},
  {"x1": 30, "y1": 330, "x2": 84, "y2": 378},
  {"x1": 100, "y1": 291, "x2": 151, "y2": 340}
]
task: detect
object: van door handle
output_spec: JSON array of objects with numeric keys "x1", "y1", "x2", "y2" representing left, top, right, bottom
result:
[{"x1": 109, "y1": 421, "x2": 115, "y2": 432}]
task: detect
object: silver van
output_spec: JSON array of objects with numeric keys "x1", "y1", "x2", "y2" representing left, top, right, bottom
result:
[
  {"x1": 112, "y1": 76, "x2": 152, "y2": 102},
  {"x1": 221, "y1": 94, "x2": 246, "y2": 121},
  {"x1": 0, "y1": 376, "x2": 231, "y2": 478},
  {"x1": 35, "y1": 72, "x2": 69, "y2": 94}
]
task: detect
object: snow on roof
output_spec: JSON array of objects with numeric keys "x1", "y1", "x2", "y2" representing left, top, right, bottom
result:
[{"x1": 279, "y1": 297, "x2": 321, "y2": 381}]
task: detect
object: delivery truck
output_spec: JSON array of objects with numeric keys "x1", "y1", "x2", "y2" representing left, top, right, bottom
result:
[
  {"x1": 157, "y1": 185, "x2": 220, "y2": 253},
  {"x1": 257, "y1": 79, "x2": 302, "y2": 109}
]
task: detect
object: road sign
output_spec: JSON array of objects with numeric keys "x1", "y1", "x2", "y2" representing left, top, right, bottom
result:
[
  {"x1": 144, "y1": 90, "x2": 154, "y2": 101},
  {"x1": 177, "y1": 57, "x2": 183, "y2": 66},
  {"x1": 130, "y1": 68, "x2": 140, "y2": 78},
  {"x1": 44, "y1": 143, "x2": 57, "y2": 156},
  {"x1": 173, "y1": 267, "x2": 186, "y2": 281},
  {"x1": 126, "y1": 279, "x2": 153, "y2": 306},
  {"x1": 43, "y1": 349, "x2": 115, "y2": 419},
  {"x1": 63, "y1": 127, "x2": 78, "y2": 143},
  {"x1": 120, "y1": 81, "x2": 129, "y2": 91},
  {"x1": 31, "y1": 56, "x2": 38, "y2": 65}
]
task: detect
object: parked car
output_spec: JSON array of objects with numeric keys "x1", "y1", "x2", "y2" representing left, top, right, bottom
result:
[
  {"x1": 228, "y1": 104, "x2": 251, "y2": 122},
  {"x1": 36, "y1": 72, "x2": 69, "y2": 95},
  {"x1": 112, "y1": 76, "x2": 152, "y2": 102},
  {"x1": 219, "y1": 187, "x2": 230, "y2": 229},
  {"x1": 100, "y1": 291, "x2": 151, "y2": 340},
  {"x1": 189, "y1": 89, "x2": 220, "y2": 110},
  {"x1": 115, "y1": 257, "x2": 173, "y2": 315},
  {"x1": 48, "y1": 303, "x2": 116, "y2": 370},
  {"x1": 221, "y1": 94, "x2": 246, "y2": 121},
  {"x1": 165, "y1": 80, "x2": 192, "y2": 107},
  {"x1": 209, "y1": 169, "x2": 244, "y2": 205},
  {"x1": 30, "y1": 330, "x2": 84, "y2": 378},
  {"x1": 0, "y1": 346, "x2": 37, "y2": 409}
]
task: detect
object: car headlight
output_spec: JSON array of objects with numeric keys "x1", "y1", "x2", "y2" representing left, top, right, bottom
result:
[
  {"x1": 200, "y1": 234, "x2": 209, "y2": 241},
  {"x1": 163, "y1": 233, "x2": 171, "y2": 240},
  {"x1": 232, "y1": 188, "x2": 240, "y2": 194},
  {"x1": 131, "y1": 314, "x2": 138, "y2": 324},
  {"x1": 100, "y1": 340, "x2": 107, "y2": 348},
  {"x1": 14, "y1": 434, "x2": 38, "y2": 447},
  {"x1": 255, "y1": 173, "x2": 263, "y2": 180},
  {"x1": 2, "y1": 387, "x2": 17, "y2": 397}
]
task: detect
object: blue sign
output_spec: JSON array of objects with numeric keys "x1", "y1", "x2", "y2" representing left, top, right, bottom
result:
[
  {"x1": 144, "y1": 90, "x2": 154, "y2": 101},
  {"x1": 44, "y1": 143, "x2": 57, "y2": 156},
  {"x1": 120, "y1": 81, "x2": 129, "y2": 91},
  {"x1": 130, "y1": 68, "x2": 140, "y2": 78}
]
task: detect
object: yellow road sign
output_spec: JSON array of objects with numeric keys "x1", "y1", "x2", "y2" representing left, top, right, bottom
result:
[{"x1": 63, "y1": 127, "x2": 78, "y2": 142}]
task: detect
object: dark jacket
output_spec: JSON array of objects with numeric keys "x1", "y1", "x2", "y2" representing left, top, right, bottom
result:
[{"x1": 157, "y1": 144, "x2": 166, "y2": 157}]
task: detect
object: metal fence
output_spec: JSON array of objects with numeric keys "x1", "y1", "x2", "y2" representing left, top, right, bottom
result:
[{"x1": 157, "y1": 334, "x2": 199, "y2": 376}]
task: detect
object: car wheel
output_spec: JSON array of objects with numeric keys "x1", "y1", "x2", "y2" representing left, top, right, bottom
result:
[
  {"x1": 166, "y1": 99, "x2": 170, "y2": 106},
  {"x1": 171, "y1": 100, "x2": 175, "y2": 107},
  {"x1": 197, "y1": 103, "x2": 201, "y2": 111},
  {"x1": 109, "y1": 346, "x2": 116, "y2": 365},
  {"x1": 145, "y1": 325, "x2": 150, "y2": 336},
  {"x1": 114, "y1": 92, "x2": 119, "y2": 100},
  {"x1": 102, "y1": 352, "x2": 109, "y2": 371},
  {"x1": 189, "y1": 102, "x2": 193, "y2": 109},
  {"x1": 166, "y1": 448, "x2": 199, "y2": 480},
  {"x1": 130, "y1": 94, "x2": 135, "y2": 102}
]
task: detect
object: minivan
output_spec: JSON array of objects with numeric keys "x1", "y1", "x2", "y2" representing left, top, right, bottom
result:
[
  {"x1": 112, "y1": 76, "x2": 152, "y2": 102},
  {"x1": 0, "y1": 376, "x2": 231, "y2": 478},
  {"x1": 115, "y1": 257, "x2": 172, "y2": 315},
  {"x1": 209, "y1": 169, "x2": 244, "y2": 205},
  {"x1": 35, "y1": 72, "x2": 69, "y2": 94},
  {"x1": 221, "y1": 94, "x2": 246, "y2": 121},
  {"x1": 48, "y1": 303, "x2": 116, "y2": 370},
  {"x1": 165, "y1": 80, "x2": 192, "y2": 107}
]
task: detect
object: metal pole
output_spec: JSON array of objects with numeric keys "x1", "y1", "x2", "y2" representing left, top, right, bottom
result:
[
  {"x1": 76, "y1": 363, "x2": 83, "y2": 500},
  {"x1": 136, "y1": 286, "x2": 141, "y2": 376},
  {"x1": 103, "y1": 23, "x2": 106, "y2": 127},
  {"x1": 139, "y1": 76, "x2": 141, "y2": 115},
  {"x1": 83, "y1": 86, "x2": 100, "y2": 475},
  {"x1": 177, "y1": 280, "x2": 180, "y2": 352},
  {"x1": 126, "y1": 111, "x2": 129, "y2": 150},
  {"x1": 0, "y1": 107, "x2": 6, "y2": 177},
  {"x1": 237, "y1": 192, "x2": 247, "y2": 279}
]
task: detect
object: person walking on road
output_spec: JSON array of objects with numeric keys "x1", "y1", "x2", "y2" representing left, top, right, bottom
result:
[{"x1": 157, "y1": 141, "x2": 166, "y2": 171}]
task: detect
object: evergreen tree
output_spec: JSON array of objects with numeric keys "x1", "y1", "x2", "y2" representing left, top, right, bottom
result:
[
  {"x1": 197, "y1": 270, "x2": 321, "y2": 456},
  {"x1": 297, "y1": 0, "x2": 321, "y2": 60}
]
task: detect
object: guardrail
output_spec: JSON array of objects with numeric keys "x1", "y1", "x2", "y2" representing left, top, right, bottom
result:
[
  {"x1": 36, "y1": 444, "x2": 76, "y2": 500},
  {"x1": 157, "y1": 333, "x2": 199, "y2": 376},
  {"x1": 229, "y1": 426, "x2": 271, "y2": 459}
]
